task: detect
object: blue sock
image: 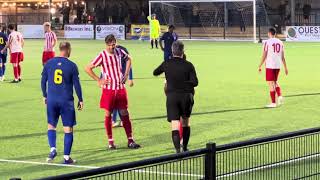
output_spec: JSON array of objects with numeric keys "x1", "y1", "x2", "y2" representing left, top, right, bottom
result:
[
  {"x1": 3, "y1": 64, "x2": 5, "y2": 75},
  {"x1": 64, "y1": 132, "x2": 73, "y2": 156},
  {"x1": 112, "y1": 109, "x2": 118, "y2": 123},
  {"x1": 0, "y1": 64, "x2": 3, "y2": 77},
  {"x1": 47, "y1": 130, "x2": 56, "y2": 149}
]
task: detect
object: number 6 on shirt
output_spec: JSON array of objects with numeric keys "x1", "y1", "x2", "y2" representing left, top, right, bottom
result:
[{"x1": 54, "y1": 69, "x2": 63, "y2": 84}]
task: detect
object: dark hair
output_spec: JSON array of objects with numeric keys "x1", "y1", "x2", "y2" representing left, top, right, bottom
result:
[
  {"x1": 105, "y1": 34, "x2": 116, "y2": 44},
  {"x1": 269, "y1": 28, "x2": 276, "y2": 35},
  {"x1": 172, "y1": 41, "x2": 184, "y2": 57},
  {"x1": 168, "y1": 25, "x2": 175, "y2": 29},
  {"x1": 8, "y1": 24, "x2": 15, "y2": 30},
  {"x1": 59, "y1": 41, "x2": 71, "y2": 51}
]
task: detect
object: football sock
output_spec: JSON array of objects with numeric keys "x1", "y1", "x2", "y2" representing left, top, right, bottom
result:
[
  {"x1": 47, "y1": 129, "x2": 56, "y2": 149},
  {"x1": 104, "y1": 116, "x2": 114, "y2": 145},
  {"x1": 13, "y1": 65, "x2": 19, "y2": 80},
  {"x1": 182, "y1": 127, "x2": 191, "y2": 151},
  {"x1": 64, "y1": 132, "x2": 73, "y2": 156},
  {"x1": 155, "y1": 40, "x2": 158, "y2": 48},
  {"x1": 276, "y1": 86, "x2": 282, "y2": 96},
  {"x1": 63, "y1": 155, "x2": 70, "y2": 160},
  {"x1": 150, "y1": 40, "x2": 154, "y2": 48},
  {"x1": 179, "y1": 122, "x2": 183, "y2": 140},
  {"x1": 0, "y1": 64, "x2": 3, "y2": 77},
  {"x1": 120, "y1": 115, "x2": 134, "y2": 144},
  {"x1": 17, "y1": 64, "x2": 21, "y2": 78},
  {"x1": 270, "y1": 91, "x2": 276, "y2": 103},
  {"x1": 172, "y1": 130, "x2": 181, "y2": 153},
  {"x1": 3, "y1": 64, "x2": 5, "y2": 75},
  {"x1": 112, "y1": 109, "x2": 118, "y2": 123}
]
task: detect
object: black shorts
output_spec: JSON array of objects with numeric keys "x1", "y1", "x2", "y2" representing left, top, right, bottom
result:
[{"x1": 166, "y1": 93, "x2": 194, "y2": 122}]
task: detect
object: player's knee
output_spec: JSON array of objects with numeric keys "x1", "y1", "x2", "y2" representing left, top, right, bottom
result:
[
  {"x1": 105, "y1": 110, "x2": 112, "y2": 117},
  {"x1": 181, "y1": 118, "x2": 190, "y2": 127},
  {"x1": 119, "y1": 109, "x2": 129, "y2": 116},
  {"x1": 48, "y1": 124, "x2": 56, "y2": 130},
  {"x1": 171, "y1": 120, "x2": 180, "y2": 131},
  {"x1": 63, "y1": 126, "x2": 73, "y2": 133}
]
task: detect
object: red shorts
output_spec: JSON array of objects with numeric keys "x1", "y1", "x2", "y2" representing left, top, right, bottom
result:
[
  {"x1": 10, "y1": 52, "x2": 24, "y2": 64},
  {"x1": 42, "y1": 51, "x2": 55, "y2": 64},
  {"x1": 100, "y1": 88, "x2": 128, "y2": 111},
  {"x1": 266, "y1": 68, "x2": 280, "y2": 81}
]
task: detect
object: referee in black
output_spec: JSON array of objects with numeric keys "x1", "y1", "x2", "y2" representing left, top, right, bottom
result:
[{"x1": 153, "y1": 41, "x2": 198, "y2": 153}]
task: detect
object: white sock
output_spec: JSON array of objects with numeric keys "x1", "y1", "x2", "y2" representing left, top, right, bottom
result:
[
  {"x1": 64, "y1": 155, "x2": 70, "y2": 160},
  {"x1": 50, "y1": 147, "x2": 56, "y2": 152}
]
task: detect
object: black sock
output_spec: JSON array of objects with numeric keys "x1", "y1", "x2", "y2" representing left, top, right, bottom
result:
[
  {"x1": 172, "y1": 130, "x2": 181, "y2": 153},
  {"x1": 155, "y1": 40, "x2": 158, "y2": 48},
  {"x1": 150, "y1": 40, "x2": 154, "y2": 48},
  {"x1": 182, "y1": 127, "x2": 190, "y2": 151}
]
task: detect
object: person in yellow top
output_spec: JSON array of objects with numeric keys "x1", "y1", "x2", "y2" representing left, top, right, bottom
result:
[{"x1": 147, "y1": 14, "x2": 161, "y2": 49}]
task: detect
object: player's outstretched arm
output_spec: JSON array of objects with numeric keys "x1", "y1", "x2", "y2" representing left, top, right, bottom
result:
[
  {"x1": 153, "y1": 62, "x2": 165, "y2": 76},
  {"x1": 41, "y1": 66, "x2": 48, "y2": 104}
]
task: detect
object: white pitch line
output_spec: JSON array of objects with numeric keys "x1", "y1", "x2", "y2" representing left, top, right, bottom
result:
[
  {"x1": 0, "y1": 159, "x2": 204, "y2": 178},
  {"x1": 217, "y1": 153, "x2": 320, "y2": 179},
  {"x1": 0, "y1": 159, "x2": 99, "y2": 169},
  {"x1": 134, "y1": 170, "x2": 203, "y2": 178}
]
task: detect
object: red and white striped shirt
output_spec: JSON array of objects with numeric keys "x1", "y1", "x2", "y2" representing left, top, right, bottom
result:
[
  {"x1": 44, "y1": 31, "x2": 57, "y2": 52},
  {"x1": 91, "y1": 48, "x2": 129, "y2": 90},
  {"x1": 8, "y1": 31, "x2": 23, "y2": 53}
]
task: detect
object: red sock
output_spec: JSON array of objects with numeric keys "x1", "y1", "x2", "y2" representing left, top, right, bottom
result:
[
  {"x1": 120, "y1": 115, "x2": 134, "y2": 144},
  {"x1": 270, "y1": 91, "x2": 276, "y2": 103},
  {"x1": 179, "y1": 121, "x2": 183, "y2": 140},
  {"x1": 104, "y1": 116, "x2": 114, "y2": 145},
  {"x1": 13, "y1": 65, "x2": 19, "y2": 80},
  {"x1": 17, "y1": 64, "x2": 21, "y2": 78},
  {"x1": 276, "y1": 87, "x2": 282, "y2": 97}
]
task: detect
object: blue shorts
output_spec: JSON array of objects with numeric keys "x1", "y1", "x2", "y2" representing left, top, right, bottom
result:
[
  {"x1": 164, "y1": 51, "x2": 172, "y2": 61},
  {"x1": 0, "y1": 54, "x2": 7, "y2": 64},
  {"x1": 47, "y1": 100, "x2": 76, "y2": 127}
]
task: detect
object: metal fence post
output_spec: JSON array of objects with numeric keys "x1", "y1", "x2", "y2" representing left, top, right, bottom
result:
[
  {"x1": 93, "y1": 22, "x2": 96, "y2": 40},
  {"x1": 205, "y1": 143, "x2": 216, "y2": 180}
]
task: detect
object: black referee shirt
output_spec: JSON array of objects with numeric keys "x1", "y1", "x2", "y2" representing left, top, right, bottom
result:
[{"x1": 153, "y1": 57, "x2": 198, "y2": 94}]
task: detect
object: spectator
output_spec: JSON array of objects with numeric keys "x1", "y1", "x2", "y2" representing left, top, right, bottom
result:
[
  {"x1": 303, "y1": 3, "x2": 311, "y2": 24},
  {"x1": 61, "y1": 4, "x2": 70, "y2": 26},
  {"x1": 105, "y1": 4, "x2": 112, "y2": 24},
  {"x1": 239, "y1": 8, "x2": 246, "y2": 33},
  {"x1": 112, "y1": 3, "x2": 119, "y2": 23}
]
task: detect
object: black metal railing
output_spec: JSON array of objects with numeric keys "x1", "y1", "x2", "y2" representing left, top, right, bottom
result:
[
  {"x1": 37, "y1": 127, "x2": 320, "y2": 180},
  {"x1": 216, "y1": 127, "x2": 320, "y2": 179},
  {"x1": 38, "y1": 147, "x2": 210, "y2": 180}
]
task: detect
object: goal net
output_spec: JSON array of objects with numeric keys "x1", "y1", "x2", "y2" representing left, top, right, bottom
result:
[{"x1": 149, "y1": 0, "x2": 270, "y2": 42}]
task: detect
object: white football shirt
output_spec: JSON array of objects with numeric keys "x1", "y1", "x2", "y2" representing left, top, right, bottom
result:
[
  {"x1": 263, "y1": 38, "x2": 284, "y2": 69},
  {"x1": 8, "y1": 31, "x2": 23, "y2": 53}
]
